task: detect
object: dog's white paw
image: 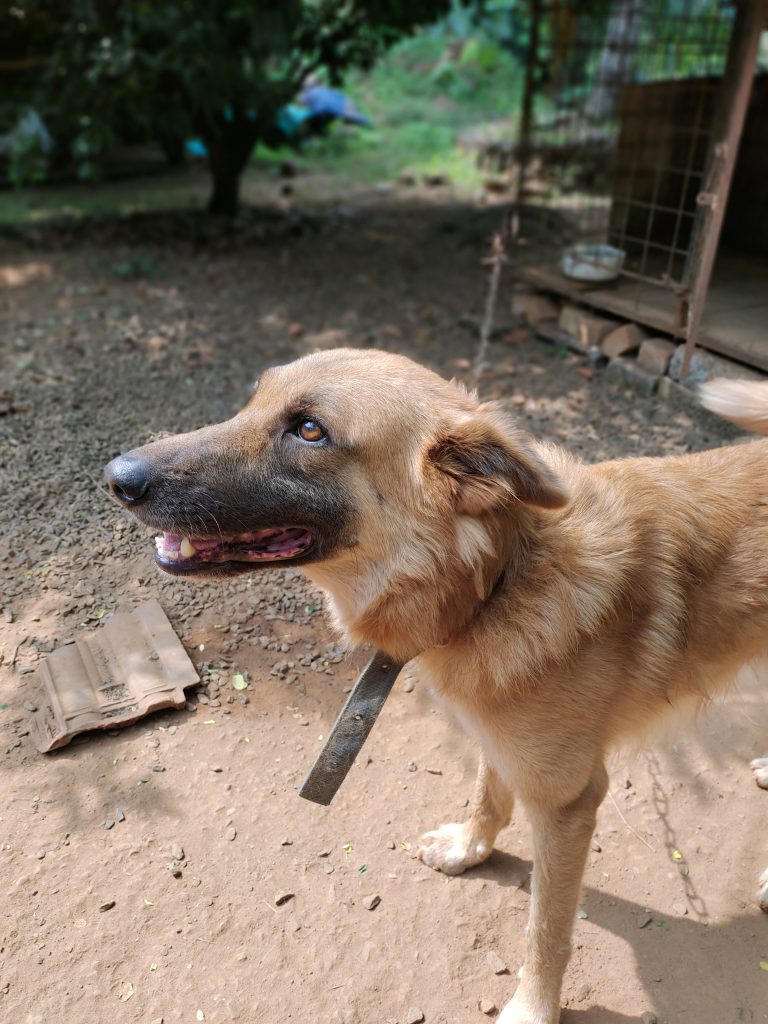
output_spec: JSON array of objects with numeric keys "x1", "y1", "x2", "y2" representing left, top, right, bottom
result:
[
  {"x1": 751, "y1": 755, "x2": 768, "y2": 790},
  {"x1": 497, "y1": 991, "x2": 557, "y2": 1024},
  {"x1": 758, "y1": 867, "x2": 768, "y2": 913},
  {"x1": 416, "y1": 822, "x2": 492, "y2": 876}
]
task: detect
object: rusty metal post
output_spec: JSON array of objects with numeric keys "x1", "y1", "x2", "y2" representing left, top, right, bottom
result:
[{"x1": 680, "y1": 0, "x2": 768, "y2": 377}]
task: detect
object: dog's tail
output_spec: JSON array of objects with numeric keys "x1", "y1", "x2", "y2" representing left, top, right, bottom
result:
[{"x1": 699, "y1": 379, "x2": 768, "y2": 435}]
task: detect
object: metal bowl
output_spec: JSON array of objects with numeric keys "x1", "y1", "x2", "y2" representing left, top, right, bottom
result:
[{"x1": 561, "y1": 244, "x2": 626, "y2": 282}]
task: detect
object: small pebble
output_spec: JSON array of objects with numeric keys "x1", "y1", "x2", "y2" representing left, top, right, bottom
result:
[
  {"x1": 103, "y1": 819, "x2": 115, "y2": 830},
  {"x1": 404, "y1": 1009, "x2": 425, "y2": 1024},
  {"x1": 281, "y1": 838, "x2": 293, "y2": 846},
  {"x1": 641, "y1": 1014, "x2": 658, "y2": 1024},
  {"x1": 115, "y1": 809, "x2": 126, "y2": 823},
  {"x1": 4, "y1": 609, "x2": 13, "y2": 624},
  {"x1": 407, "y1": 761, "x2": 418, "y2": 773},
  {"x1": 35, "y1": 849, "x2": 46, "y2": 860},
  {"x1": 486, "y1": 950, "x2": 508, "y2": 975},
  {"x1": 275, "y1": 892, "x2": 295, "y2": 906},
  {"x1": 151, "y1": 1018, "x2": 164, "y2": 1024},
  {"x1": 23, "y1": 700, "x2": 37, "y2": 712},
  {"x1": 138, "y1": 773, "x2": 151, "y2": 784},
  {"x1": 574, "y1": 982, "x2": 591, "y2": 1003},
  {"x1": 171, "y1": 843, "x2": 185, "y2": 862},
  {"x1": 402, "y1": 677, "x2": 415, "y2": 693},
  {"x1": 426, "y1": 767, "x2": 442, "y2": 776},
  {"x1": 152, "y1": 764, "x2": 165, "y2": 773},
  {"x1": 385, "y1": 840, "x2": 396, "y2": 850},
  {"x1": 210, "y1": 765, "x2": 223, "y2": 773},
  {"x1": 479, "y1": 999, "x2": 497, "y2": 1016},
  {"x1": 225, "y1": 826, "x2": 237, "y2": 842},
  {"x1": 638, "y1": 913, "x2": 653, "y2": 929},
  {"x1": 99, "y1": 901, "x2": 116, "y2": 912},
  {"x1": 362, "y1": 893, "x2": 381, "y2": 911}
]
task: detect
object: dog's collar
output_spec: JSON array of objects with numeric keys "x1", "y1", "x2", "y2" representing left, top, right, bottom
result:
[{"x1": 298, "y1": 650, "x2": 403, "y2": 805}]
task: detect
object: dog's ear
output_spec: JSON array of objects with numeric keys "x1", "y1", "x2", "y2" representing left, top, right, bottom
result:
[{"x1": 429, "y1": 406, "x2": 569, "y2": 515}]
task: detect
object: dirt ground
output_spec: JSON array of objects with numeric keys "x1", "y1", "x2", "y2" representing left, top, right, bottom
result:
[{"x1": 1, "y1": 193, "x2": 767, "y2": 1024}]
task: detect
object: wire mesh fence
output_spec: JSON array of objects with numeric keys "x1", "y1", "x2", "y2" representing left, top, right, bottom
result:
[{"x1": 483, "y1": 0, "x2": 741, "y2": 321}]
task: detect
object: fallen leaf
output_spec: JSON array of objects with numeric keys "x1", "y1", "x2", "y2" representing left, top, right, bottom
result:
[{"x1": 672, "y1": 850, "x2": 683, "y2": 861}]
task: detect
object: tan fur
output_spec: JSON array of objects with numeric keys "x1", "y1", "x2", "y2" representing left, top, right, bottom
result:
[
  {"x1": 700, "y1": 377, "x2": 768, "y2": 433},
  {"x1": 124, "y1": 351, "x2": 768, "y2": 1024},
  {"x1": 297, "y1": 353, "x2": 768, "y2": 1024}
]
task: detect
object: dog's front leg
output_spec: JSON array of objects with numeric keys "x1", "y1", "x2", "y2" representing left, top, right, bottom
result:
[
  {"x1": 499, "y1": 764, "x2": 608, "y2": 1024},
  {"x1": 417, "y1": 753, "x2": 514, "y2": 875}
]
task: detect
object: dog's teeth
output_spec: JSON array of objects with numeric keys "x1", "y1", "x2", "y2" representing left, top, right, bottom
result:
[{"x1": 180, "y1": 537, "x2": 196, "y2": 558}]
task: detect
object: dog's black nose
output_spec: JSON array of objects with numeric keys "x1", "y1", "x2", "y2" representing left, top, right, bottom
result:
[{"x1": 104, "y1": 453, "x2": 151, "y2": 505}]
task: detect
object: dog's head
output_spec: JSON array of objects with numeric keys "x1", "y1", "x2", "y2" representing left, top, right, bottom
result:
[{"x1": 105, "y1": 348, "x2": 568, "y2": 646}]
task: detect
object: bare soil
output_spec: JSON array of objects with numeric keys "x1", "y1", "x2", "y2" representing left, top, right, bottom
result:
[{"x1": 1, "y1": 195, "x2": 766, "y2": 1024}]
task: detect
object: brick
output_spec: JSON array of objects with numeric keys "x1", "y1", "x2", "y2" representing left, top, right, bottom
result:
[
  {"x1": 601, "y1": 322, "x2": 649, "y2": 359},
  {"x1": 637, "y1": 337, "x2": 677, "y2": 376},
  {"x1": 512, "y1": 291, "x2": 559, "y2": 325},
  {"x1": 558, "y1": 305, "x2": 616, "y2": 350}
]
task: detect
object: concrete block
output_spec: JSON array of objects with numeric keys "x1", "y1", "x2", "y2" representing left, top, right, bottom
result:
[
  {"x1": 638, "y1": 338, "x2": 677, "y2": 376},
  {"x1": 668, "y1": 344, "x2": 763, "y2": 386},
  {"x1": 605, "y1": 356, "x2": 658, "y2": 396},
  {"x1": 601, "y1": 322, "x2": 649, "y2": 359}
]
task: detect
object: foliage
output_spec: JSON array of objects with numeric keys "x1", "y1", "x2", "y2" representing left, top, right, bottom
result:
[{"x1": 1, "y1": 0, "x2": 455, "y2": 213}]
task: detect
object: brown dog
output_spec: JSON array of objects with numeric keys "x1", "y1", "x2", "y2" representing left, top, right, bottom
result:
[{"x1": 105, "y1": 349, "x2": 768, "y2": 1024}]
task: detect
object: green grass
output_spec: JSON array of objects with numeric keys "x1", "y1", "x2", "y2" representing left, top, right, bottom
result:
[
  {"x1": 0, "y1": 20, "x2": 527, "y2": 224},
  {"x1": 260, "y1": 26, "x2": 524, "y2": 193}
]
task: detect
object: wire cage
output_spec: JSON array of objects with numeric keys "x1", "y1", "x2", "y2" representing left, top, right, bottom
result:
[{"x1": 488, "y1": 0, "x2": 768, "y2": 370}]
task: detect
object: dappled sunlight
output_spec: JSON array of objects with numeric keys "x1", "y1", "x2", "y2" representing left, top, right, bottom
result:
[{"x1": 0, "y1": 261, "x2": 52, "y2": 288}]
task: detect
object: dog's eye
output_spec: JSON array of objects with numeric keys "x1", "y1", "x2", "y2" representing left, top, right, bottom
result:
[{"x1": 297, "y1": 419, "x2": 325, "y2": 442}]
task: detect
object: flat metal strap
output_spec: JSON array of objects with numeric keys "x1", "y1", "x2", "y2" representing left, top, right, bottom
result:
[{"x1": 299, "y1": 650, "x2": 403, "y2": 806}]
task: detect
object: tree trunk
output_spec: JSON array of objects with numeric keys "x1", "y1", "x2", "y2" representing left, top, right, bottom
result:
[
  {"x1": 204, "y1": 118, "x2": 259, "y2": 216},
  {"x1": 208, "y1": 158, "x2": 242, "y2": 216}
]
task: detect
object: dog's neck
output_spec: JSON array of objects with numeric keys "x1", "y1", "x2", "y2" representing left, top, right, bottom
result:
[{"x1": 303, "y1": 508, "x2": 538, "y2": 662}]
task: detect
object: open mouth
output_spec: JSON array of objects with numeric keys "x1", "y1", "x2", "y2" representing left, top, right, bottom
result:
[{"x1": 154, "y1": 527, "x2": 315, "y2": 574}]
